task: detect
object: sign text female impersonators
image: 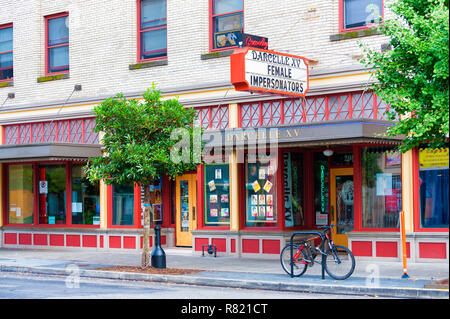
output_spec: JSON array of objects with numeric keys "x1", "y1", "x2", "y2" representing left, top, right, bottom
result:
[{"x1": 230, "y1": 47, "x2": 310, "y2": 97}]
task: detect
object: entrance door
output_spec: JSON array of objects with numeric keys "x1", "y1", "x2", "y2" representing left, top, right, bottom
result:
[
  {"x1": 330, "y1": 168, "x2": 354, "y2": 247},
  {"x1": 175, "y1": 174, "x2": 197, "y2": 247}
]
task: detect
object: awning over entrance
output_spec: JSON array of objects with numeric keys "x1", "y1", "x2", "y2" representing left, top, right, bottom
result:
[
  {"x1": 0, "y1": 143, "x2": 102, "y2": 162},
  {"x1": 203, "y1": 119, "x2": 404, "y2": 149}
]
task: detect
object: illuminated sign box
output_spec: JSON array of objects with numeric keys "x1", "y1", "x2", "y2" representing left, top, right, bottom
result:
[{"x1": 230, "y1": 47, "x2": 310, "y2": 97}]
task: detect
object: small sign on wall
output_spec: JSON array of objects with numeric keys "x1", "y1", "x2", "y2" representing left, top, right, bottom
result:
[
  {"x1": 316, "y1": 212, "x2": 328, "y2": 226},
  {"x1": 39, "y1": 181, "x2": 48, "y2": 194}
]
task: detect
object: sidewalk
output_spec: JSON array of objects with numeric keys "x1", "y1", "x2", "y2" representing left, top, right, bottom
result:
[{"x1": 0, "y1": 247, "x2": 448, "y2": 299}]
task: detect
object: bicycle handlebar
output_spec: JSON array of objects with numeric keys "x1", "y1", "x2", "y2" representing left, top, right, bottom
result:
[{"x1": 317, "y1": 224, "x2": 334, "y2": 230}]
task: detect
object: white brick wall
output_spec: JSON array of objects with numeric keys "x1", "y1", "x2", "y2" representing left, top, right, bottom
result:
[{"x1": 0, "y1": 0, "x2": 391, "y2": 109}]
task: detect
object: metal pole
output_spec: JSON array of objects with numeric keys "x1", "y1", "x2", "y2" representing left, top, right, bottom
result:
[
  {"x1": 400, "y1": 211, "x2": 409, "y2": 278},
  {"x1": 321, "y1": 233, "x2": 325, "y2": 280},
  {"x1": 290, "y1": 234, "x2": 294, "y2": 278}
]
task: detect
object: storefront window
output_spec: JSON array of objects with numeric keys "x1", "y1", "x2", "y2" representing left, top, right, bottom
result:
[
  {"x1": 314, "y1": 152, "x2": 329, "y2": 217},
  {"x1": 284, "y1": 152, "x2": 304, "y2": 227},
  {"x1": 71, "y1": 164, "x2": 100, "y2": 225},
  {"x1": 112, "y1": 184, "x2": 134, "y2": 226},
  {"x1": 361, "y1": 147, "x2": 402, "y2": 228},
  {"x1": 245, "y1": 156, "x2": 277, "y2": 227},
  {"x1": 38, "y1": 164, "x2": 66, "y2": 224},
  {"x1": 204, "y1": 164, "x2": 230, "y2": 227},
  {"x1": 342, "y1": 0, "x2": 382, "y2": 30},
  {"x1": 141, "y1": 178, "x2": 163, "y2": 226},
  {"x1": 418, "y1": 146, "x2": 449, "y2": 228},
  {"x1": 212, "y1": 0, "x2": 244, "y2": 50},
  {"x1": 7, "y1": 164, "x2": 33, "y2": 224}
]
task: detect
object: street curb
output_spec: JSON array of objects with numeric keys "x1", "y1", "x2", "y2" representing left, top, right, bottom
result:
[{"x1": 1, "y1": 265, "x2": 448, "y2": 299}]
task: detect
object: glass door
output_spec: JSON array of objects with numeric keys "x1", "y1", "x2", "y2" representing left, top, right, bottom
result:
[
  {"x1": 175, "y1": 174, "x2": 197, "y2": 246},
  {"x1": 330, "y1": 168, "x2": 354, "y2": 247}
]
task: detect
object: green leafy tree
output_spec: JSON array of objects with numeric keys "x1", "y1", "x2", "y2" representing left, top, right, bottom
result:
[
  {"x1": 361, "y1": 0, "x2": 449, "y2": 152},
  {"x1": 85, "y1": 85, "x2": 200, "y2": 268}
]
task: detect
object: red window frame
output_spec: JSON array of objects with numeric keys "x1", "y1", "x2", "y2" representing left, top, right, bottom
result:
[
  {"x1": 238, "y1": 149, "x2": 284, "y2": 231},
  {"x1": 355, "y1": 144, "x2": 402, "y2": 232},
  {"x1": 339, "y1": 0, "x2": 384, "y2": 33},
  {"x1": 0, "y1": 23, "x2": 13, "y2": 82},
  {"x1": 412, "y1": 146, "x2": 449, "y2": 233},
  {"x1": 2, "y1": 161, "x2": 100, "y2": 229},
  {"x1": 107, "y1": 184, "x2": 140, "y2": 229},
  {"x1": 45, "y1": 12, "x2": 69, "y2": 76},
  {"x1": 137, "y1": 0, "x2": 167, "y2": 62},
  {"x1": 209, "y1": 0, "x2": 244, "y2": 52}
]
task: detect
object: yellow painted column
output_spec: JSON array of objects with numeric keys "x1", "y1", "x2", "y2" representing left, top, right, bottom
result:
[
  {"x1": 99, "y1": 180, "x2": 108, "y2": 229},
  {"x1": 401, "y1": 150, "x2": 414, "y2": 232},
  {"x1": 97, "y1": 131, "x2": 108, "y2": 229},
  {"x1": 228, "y1": 103, "x2": 240, "y2": 231}
]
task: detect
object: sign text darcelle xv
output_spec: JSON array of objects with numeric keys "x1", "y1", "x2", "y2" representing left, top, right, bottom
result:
[{"x1": 231, "y1": 47, "x2": 310, "y2": 97}]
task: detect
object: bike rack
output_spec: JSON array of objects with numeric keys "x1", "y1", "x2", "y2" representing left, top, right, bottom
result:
[{"x1": 289, "y1": 231, "x2": 326, "y2": 280}]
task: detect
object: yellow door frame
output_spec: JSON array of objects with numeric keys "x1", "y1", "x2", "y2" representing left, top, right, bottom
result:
[
  {"x1": 330, "y1": 168, "x2": 353, "y2": 247},
  {"x1": 175, "y1": 173, "x2": 197, "y2": 246}
]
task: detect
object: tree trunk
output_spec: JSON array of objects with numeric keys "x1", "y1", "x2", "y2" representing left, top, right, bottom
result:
[{"x1": 141, "y1": 183, "x2": 153, "y2": 268}]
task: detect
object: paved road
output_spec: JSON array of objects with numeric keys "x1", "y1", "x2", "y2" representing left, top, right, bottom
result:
[{"x1": 0, "y1": 272, "x2": 389, "y2": 300}]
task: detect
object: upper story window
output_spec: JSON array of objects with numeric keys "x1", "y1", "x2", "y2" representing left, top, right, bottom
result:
[
  {"x1": 138, "y1": 0, "x2": 167, "y2": 61},
  {"x1": 211, "y1": 0, "x2": 244, "y2": 51},
  {"x1": 0, "y1": 23, "x2": 13, "y2": 81},
  {"x1": 45, "y1": 12, "x2": 69, "y2": 74},
  {"x1": 341, "y1": 0, "x2": 383, "y2": 32}
]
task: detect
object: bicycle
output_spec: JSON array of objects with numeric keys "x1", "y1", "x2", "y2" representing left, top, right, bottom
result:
[{"x1": 280, "y1": 224, "x2": 356, "y2": 280}]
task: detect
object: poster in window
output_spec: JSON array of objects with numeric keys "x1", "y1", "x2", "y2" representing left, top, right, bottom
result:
[
  {"x1": 259, "y1": 168, "x2": 266, "y2": 179},
  {"x1": 221, "y1": 208, "x2": 229, "y2": 217},
  {"x1": 376, "y1": 173, "x2": 392, "y2": 196},
  {"x1": 259, "y1": 206, "x2": 266, "y2": 217},
  {"x1": 266, "y1": 194, "x2": 273, "y2": 206},
  {"x1": 249, "y1": 164, "x2": 258, "y2": 178},
  {"x1": 251, "y1": 195, "x2": 258, "y2": 205},
  {"x1": 267, "y1": 206, "x2": 273, "y2": 219},
  {"x1": 220, "y1": 194, "x2": 229, "y2": 203},
  {"x1": 210, "y1": 208, "x2": 218, "y2": 217},
  {"x1": 210, "y1": 194, "x2": 218, "y2": 203},
  {"x1": 39, "y1": 181, "x2": 48, "y2": 194},
  {"x1": 258, "y1": 194, "x2": 265, "y2": 205},
  {"x1": 251, "y1": 206, "x2": 258, "y2": 217},
  {"x1": 208, "y1": 180, "x2": 216, "y2": 191},
  {"x1": 252, "y1": 180, "x2": 261, "y2": 192},
  {"x1": 152, "y1": 204, "x2": 162, "y2": 221},
  {"x1": 263, "y1": 180, "x2": 273, "y2": 192},
  {"x1": 385, "y1": 152, "x2": 401, "y2": 166},
  {"x1": 419, "y1": 147, "x2": 449, "y2": 168},
  {"x1": 215, "y1": 169, "x2": 222, "y2": 179},
  {"x1": 215, "y1": 30, "x2": 242, "y2": 49}
]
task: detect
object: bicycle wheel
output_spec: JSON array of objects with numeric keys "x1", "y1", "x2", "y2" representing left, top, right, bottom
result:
[
  {"x1": 280, "y1": 244, "x2": 308, "y2": 277},
  {"x1": 324, "y1": 245, "x2": 355, "y2": 280}
]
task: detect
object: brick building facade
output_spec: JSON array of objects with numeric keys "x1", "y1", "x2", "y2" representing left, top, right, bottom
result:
[{"x1": 0, "y1": 0, "x2": 448, "y2": 262}]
